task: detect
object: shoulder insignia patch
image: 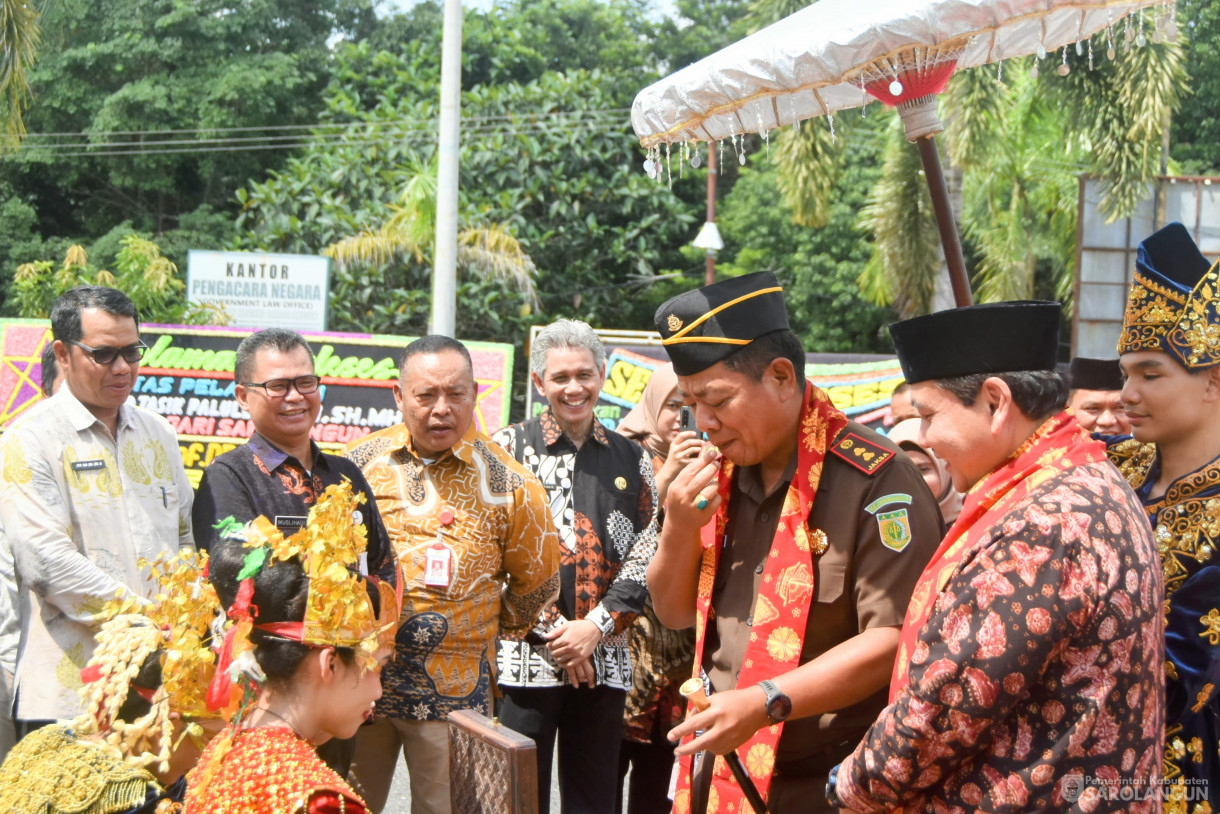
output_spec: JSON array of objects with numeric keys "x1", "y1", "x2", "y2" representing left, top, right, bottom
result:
[
  {"x1": 877, "y1": 509, "x2": 912, "y2": 552},
  {"x1": 865, "y1": 493, "x2": 913, "y2": 515},
  {"x1": 830, "y1": 432, "x2": 895, "y2": 476}
]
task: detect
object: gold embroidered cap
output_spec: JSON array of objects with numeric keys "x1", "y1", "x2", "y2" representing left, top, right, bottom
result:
[
  {"x1": 83, "y1": 550, "x2": 222, "y2": 773},
  {"x1": 654, "y1": 271, "x2": 790, "y2": 376},
  {"x1": 1119, "y1": 222, "x2": 1220, "y2": 369}
]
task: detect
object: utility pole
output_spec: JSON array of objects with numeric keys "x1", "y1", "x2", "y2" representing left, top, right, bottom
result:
[{"x1": 431, "y1": 0, "x2": 462, "y2": 336}]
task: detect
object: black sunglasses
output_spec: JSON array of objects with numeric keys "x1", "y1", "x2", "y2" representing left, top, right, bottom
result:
[
  {"x1": 242, "y1": 375, "x2": 322, "y2": 396},
  {"x1": 69, "y1": 339, "x2": 148, "y2": 366}
]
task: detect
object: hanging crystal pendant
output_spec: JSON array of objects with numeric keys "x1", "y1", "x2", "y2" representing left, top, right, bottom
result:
[{"x1": 690, "y1": 145, "x2": 702, "y2": 169}]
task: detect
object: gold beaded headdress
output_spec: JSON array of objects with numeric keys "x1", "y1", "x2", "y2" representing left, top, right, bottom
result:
[
  {"x1": 78, "y1": 549, "x2": 221, "y2": 774},
  {"x1": 206, "y1": 480, "x2": 401, "y2": 718},
  {"x1": 1119, "y1": 222, "x2": 1220, "y2": 369}
]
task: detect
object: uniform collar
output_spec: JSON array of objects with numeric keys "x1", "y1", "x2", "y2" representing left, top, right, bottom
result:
[{"x1": 247, "y1": 432, "x2": 325, "y2": 472}]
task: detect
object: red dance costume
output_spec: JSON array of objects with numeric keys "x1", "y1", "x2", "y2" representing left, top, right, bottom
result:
[{"x1": 184, "y1": 725, "x2": 366, "y2": 814}]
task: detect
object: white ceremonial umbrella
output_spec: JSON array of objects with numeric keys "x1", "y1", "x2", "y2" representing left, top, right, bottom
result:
[{"x1": 632, "y1": 0, "x2": 1177, "y2": 307}]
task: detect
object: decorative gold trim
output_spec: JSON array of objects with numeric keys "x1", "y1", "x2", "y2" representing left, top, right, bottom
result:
[{"x1": 662, "y1": 286, "x2": 782, "y2": 343}]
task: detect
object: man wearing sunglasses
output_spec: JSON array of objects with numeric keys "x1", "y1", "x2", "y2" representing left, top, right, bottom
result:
[{"x1": 0, "y1": 285, "x2": 195, "y2": 736}]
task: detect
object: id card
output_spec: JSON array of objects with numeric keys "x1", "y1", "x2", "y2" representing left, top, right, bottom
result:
[{"x1": 424, "y1": 544, "x2": 452, "y2": 588}]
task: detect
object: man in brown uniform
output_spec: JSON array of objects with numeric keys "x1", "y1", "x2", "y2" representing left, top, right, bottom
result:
[{"x1": 649, "y1": 272, "x2": 942, "y2": 814}]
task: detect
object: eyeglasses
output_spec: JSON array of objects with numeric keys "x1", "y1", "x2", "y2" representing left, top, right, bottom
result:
[
  {"x1": 242, "y1": 375, "x2": 322, "y2": 396},
  {"x1": 69, "y1": 339, "x2": 148, "y2": 366}
]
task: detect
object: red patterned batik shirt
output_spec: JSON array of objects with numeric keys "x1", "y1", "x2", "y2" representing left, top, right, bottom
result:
[{"x1": 837, "y1": 452, "x2": 1165, "y2": 812}]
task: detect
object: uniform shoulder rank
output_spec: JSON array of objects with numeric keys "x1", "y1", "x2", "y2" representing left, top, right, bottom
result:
[{"x1": 830, "y1": 431, "x2": 895, "y2": 476}]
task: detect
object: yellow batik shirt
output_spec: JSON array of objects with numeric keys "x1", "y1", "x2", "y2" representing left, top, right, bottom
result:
[
  {"x1": 345, "y1": 423, "x2": 560, "y2": 720},
  {"x1": 0, "y1": 387, "x2": 194, "y2": 720}
]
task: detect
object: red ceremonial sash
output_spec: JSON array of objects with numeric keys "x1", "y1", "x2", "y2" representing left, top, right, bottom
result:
[
  {"x1": 890, "y1": 411, "x2": 1105, "y2": 700},
  {"x1": 672, "y1": 383, "x2": 847, "y2": 814}
]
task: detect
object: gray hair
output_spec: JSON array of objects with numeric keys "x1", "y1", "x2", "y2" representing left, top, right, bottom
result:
[{"x1": 530, "y1": 319, "x2": 606, "y2": 377}]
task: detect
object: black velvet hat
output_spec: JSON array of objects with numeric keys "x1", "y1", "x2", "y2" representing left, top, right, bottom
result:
[
  {"x1": 1067, "y1": 357, "x2": 1123, "y2": 391},
  {"x1": 654, "y1": 271, "x2": 790, "y2": 376},
  {"x1": 889, "y1": 301, "x2": 1061, "y2": 384}
]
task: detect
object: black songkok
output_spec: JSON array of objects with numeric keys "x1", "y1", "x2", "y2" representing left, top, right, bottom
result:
[
  {"x1": 1067, "y1": 357, "x2": 1123, "y2": 392},
  {"x1": 889, "y1": 301, "x2": 1061, "y2": 384}
]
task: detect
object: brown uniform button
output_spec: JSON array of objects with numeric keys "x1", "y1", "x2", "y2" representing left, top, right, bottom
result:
[
  {"x1": 760, "y1": 512, "x2": 770, "y2": 523},
  {"x1": 755, "y1": 563, "x2": 765, "y2": 574},
  {"x1": 746, "y1": 615, "x2": 753, "y2": 626}
]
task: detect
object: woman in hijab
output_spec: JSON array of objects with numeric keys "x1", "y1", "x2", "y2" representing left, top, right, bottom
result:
[
  {"x1": 887, "y1": 417, "x2": 963, "y2": 525},
  {"x1": 616, "y1": 363, "x2": 704, "y2": 505},
  {"x1": 615, "y1": 363, "x2": 698, "y2": 814}
]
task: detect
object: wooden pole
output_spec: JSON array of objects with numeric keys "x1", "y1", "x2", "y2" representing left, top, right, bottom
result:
[
  {"x1": 916, "y1": 135, "x2": 973, "y2": 308},
  {"x1": 705, "y1": 143, "x2": 718, "y2": 286}
]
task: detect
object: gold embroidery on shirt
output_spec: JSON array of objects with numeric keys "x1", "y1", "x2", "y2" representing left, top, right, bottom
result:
[
  {"x1": 122, "y1": 440, "x2": 150, "y2": 485},
  {"x1": 2, "y1": 438, "x2": 31, "y2": 485}
]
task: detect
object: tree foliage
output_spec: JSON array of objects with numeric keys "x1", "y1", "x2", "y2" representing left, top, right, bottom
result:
[
  {"x1": 0, "y1": 0, "x2": 376, "y2": 259},
  {"x1": 239, "y1": 32, "x2": 696, "y2": 342},
  {"x1": 11, "y1": 236, "x2": 226, "y2": 325}
]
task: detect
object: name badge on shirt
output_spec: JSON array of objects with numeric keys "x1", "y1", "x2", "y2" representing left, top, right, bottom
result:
[
  {"x1": 71, "y1": 459, "x2": 107, "y2": 472},
  {"x1": 274, "y1": 516, "x2": 308, "y2": 533},
  {"x1": 424, "y1": 544, "x2": 452, "y2": 588}
]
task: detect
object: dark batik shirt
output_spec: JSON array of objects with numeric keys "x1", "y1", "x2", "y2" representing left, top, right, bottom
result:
[
  {"x1": 493, "y1": 410, "x2": 658, "y2": 690},
  {"x1": 192, "y1": 432, "x2": 396, "y2": 587},
  {"x1": 1108, "y1": 436, "x2": 1220, "y2": 796},
  {"x1": 838, "y1": 460, "x2": 1165, "y2": 813}
]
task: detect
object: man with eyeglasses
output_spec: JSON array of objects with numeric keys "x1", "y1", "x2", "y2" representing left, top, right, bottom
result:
[
  {"x1": 191, "y1": 326, "x2": 396, "y2": 578},
  {"x1": 0, "y1": 285, "x2": 195, "y2": 736},
  {"x1": 190, "y1": 327, "x2": 397, "y2": 778}
]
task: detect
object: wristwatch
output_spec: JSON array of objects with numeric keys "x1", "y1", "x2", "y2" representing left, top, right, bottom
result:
[
  {"x1": 757, "y1": 679, "x2": 792, "y2": 724},
  {"x1": 825, "y1": 763, "x2": 845, "y2": 808}
]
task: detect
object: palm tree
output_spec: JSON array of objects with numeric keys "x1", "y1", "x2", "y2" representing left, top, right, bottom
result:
[
  {"x1": 758, "y1": 8, "x2": 1187, "y2": 317},
  {"x1": 0, "y1": 0, "x2": 40, "y2": 146},
  {"x1": 323, "y1": 153, "x2": 541, "y2": 313}
]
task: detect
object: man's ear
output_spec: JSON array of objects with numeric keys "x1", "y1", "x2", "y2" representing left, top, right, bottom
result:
[
  {"x1": 1204, "y1": 366, "x2": 1220, "y2": 401},
  {"x1": 765, "y1": 357, "x2": 799, "y2": 400},
  {"x1": 980, "y1": 376, "x2": 1013, "y2": 432},
  {"x1": 235, "y1": 383, "x2": 250, "y2": 411},
  {"x1": 392, "y1": 382, "x2": 405, "y2": 415},
  {"x1": 53, "y1": 339, "x2": 70, "y2": 371},
  {"x1": 530, "y1": 371, "x2": 544, "y2": 394}
]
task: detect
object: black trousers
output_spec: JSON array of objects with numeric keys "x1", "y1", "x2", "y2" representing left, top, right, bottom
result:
[
  {"x1": 616, "y1": 738, "x2": 678, "y2": 814},
  {"x1": 498, "y1": 684, "x2": 626, "y2": 814}
]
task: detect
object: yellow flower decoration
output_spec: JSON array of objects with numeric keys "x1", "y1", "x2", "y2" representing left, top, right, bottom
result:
[
  {"x1": 745, "y1": 743, "x2": 775, "y2": 779},
  {"x1": 766, "y1": 627, "x2": 801, "y2": 662}
]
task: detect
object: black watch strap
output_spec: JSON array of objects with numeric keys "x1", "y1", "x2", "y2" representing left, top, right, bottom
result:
[{"x1": 757, "y1": 678, "x2": 792, "y2": 724}]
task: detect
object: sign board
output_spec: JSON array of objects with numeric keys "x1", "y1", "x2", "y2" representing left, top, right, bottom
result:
[
  {"x1": 524, "y1": 327, "x2": 906, "y2": 433},
  {"x1": 187, "y1": 250, "x2": 331, "y2": 332},
  {"x1": 0, "y1": 321, "x2": 514, "y2": 489}
]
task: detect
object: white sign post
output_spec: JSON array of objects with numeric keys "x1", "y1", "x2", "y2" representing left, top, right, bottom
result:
[{"x1": 187, "y1": 250, "x2": 331, "y2": 332}]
